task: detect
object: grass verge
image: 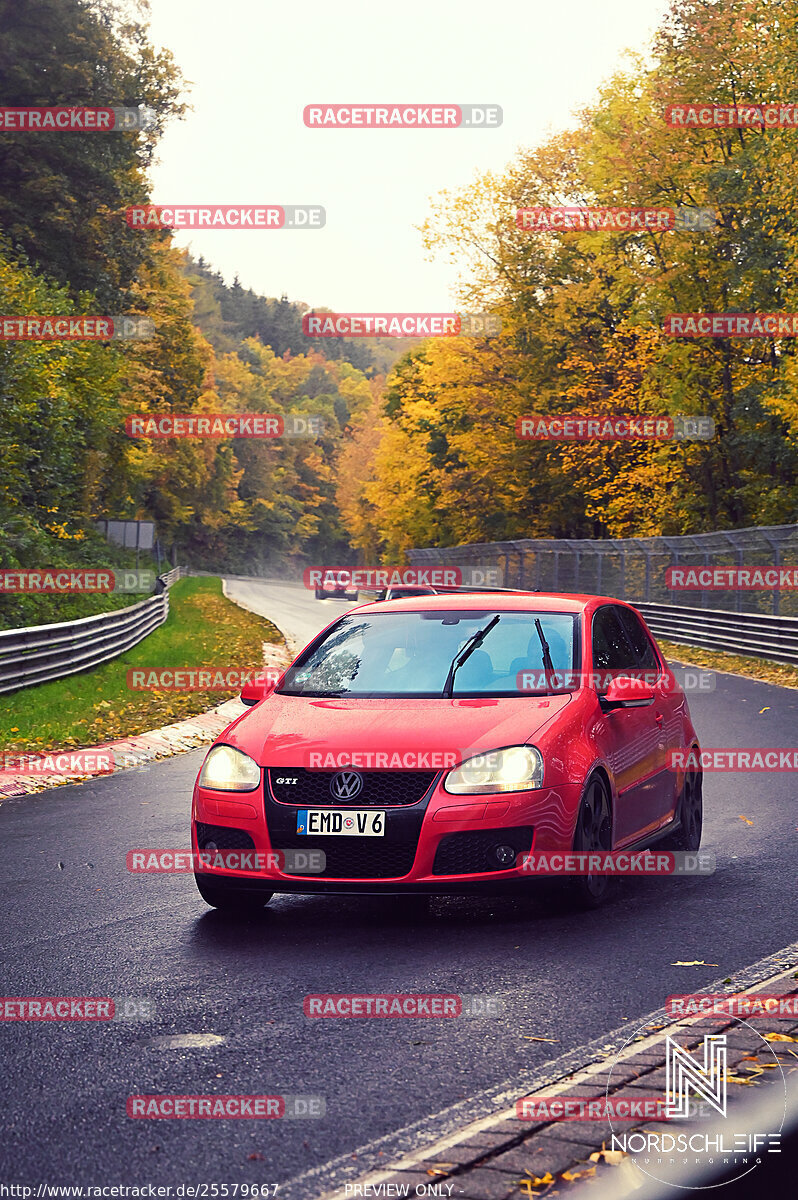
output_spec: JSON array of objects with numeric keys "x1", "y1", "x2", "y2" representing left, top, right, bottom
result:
[
  {"x1": 659, "y1": 638, "x2": 798, "y2": 690},
  {"x1": 0, "y1": 577, "x2": 282, "y2": 754}
]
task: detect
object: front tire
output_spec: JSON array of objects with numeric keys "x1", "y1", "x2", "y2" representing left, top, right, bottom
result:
[
  {"x1": 567, "y1": 774, "x2": 614, "y2": 909},
  {"x1": 194, "y1": 875, "x2": 273, "y2": 913}
]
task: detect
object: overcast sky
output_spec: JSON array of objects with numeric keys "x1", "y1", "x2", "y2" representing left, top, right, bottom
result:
[{"x1": 145, "y1": 0, "x2": 671, "y2": 312}]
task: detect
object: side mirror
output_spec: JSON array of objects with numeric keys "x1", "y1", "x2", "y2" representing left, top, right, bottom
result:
[
  {"x1": 600, "y1": 675, "x2": 655, "y2": 710},
  {"x1": 240, "y1": 671, "x2": 281, "y2": 707}
]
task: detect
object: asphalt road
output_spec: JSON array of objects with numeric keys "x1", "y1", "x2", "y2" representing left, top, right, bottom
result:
[
  {"x1": 223, "y1": 578, "x2": 363, "y2": 653},
  {"x1": 1, "y1": 582, "x2": 796, "y2": 1191}
]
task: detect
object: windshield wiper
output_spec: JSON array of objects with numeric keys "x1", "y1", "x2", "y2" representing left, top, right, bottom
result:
[
  {"x1": 441, "y1": 614, "x2": 501, "y2": 698},
  {"x1": 534, "y1": 618, "x2": 558, "y2": 690}
]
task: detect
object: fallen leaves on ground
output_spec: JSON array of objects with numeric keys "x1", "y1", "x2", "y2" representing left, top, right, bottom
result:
[
  {"x1": 518, "y1": 1171, "x2": 555, "y2": 1195},
  {"x1": 671, "y1": 960, "x2": 719, "y2": 966},
  {"x1": 657, "y1": 641, "x2": 798, "y2": 692},
  {"x1": 726, "y1": 1069, "x2": 767, "y2": 1084},
  {"x1": 562, "y1": 1166, "x2": 596, "y2": 1181},
  {"x1": 589, "y1": 1146, "x2": 627, "y2": 1165}
]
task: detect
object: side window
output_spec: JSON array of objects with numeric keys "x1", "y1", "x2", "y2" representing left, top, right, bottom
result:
[
  {"x1": 617, "y1": 607, "x2": 659, "y2": 671},
  {"x1": 591, "y1": 606, "x2": 637, "y2": 671}
]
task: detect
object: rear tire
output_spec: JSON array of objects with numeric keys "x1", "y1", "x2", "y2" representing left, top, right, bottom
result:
[
  {"x1": 661, "y1": 763, "x2": 703, "y2": 851},
  {"x1": 194, "y1": 875, "x2": 273, "y2": 913}
]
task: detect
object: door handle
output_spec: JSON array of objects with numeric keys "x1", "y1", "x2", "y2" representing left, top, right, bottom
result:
[{"x1": 654, "y1": 711, "x2": 664, "y2": 725}]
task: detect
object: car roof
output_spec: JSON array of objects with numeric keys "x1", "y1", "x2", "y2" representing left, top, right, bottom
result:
[{"x1": 353, "y1": 591, "x2": 620, "y2": 615}]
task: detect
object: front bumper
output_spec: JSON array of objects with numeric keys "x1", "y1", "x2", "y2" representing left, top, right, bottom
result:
[{"x1": 192, "y1": 770, "x2": 581, "y2": 893}]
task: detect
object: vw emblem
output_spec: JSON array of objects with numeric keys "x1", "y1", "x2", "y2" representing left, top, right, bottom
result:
[{"x1": 330, "y1": 770, "x2": 364, "y2": 800}]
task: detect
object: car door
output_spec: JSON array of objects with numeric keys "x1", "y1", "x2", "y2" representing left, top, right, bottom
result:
[
  {"x1": 616, "y1": 606, "x2": 680, "y2": 827},
  {"x1": 590, "y1": 605, "x2": 669, "y2": 845}
]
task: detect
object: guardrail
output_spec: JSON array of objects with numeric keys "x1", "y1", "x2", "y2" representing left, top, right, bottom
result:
[
  {"x1": 408, "y1": 525, "x2": 798, "y2": 616},
  {"x1": 407, "y1": 537, "x2": 798, "y2": 665},
  {"x1": 0, "y1": 567, "x2": 185, "y2": 694},
  {"x1": 633, "y1": 602, "x2": 798, "y2": 665},
  {"x1": 158, "y1": 566, "x2": 183, "y2": 588}
]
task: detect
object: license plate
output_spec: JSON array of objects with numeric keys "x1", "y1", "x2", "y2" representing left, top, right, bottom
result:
[{"x1": 296, "y1": 808, "x2": 385, "y2": 837}]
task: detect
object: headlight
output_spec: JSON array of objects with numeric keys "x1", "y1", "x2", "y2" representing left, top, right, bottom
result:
[
  {"x1": 444, "y1": 746, "x2": 543, "y2": 794},
  {"x1": 199, "y1": 745, "x2": 260, "y2": 792}
]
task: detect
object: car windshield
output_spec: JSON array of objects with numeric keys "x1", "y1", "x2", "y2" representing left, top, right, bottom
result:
[{"x1": 278, "y1": 610, "x2": 579, "y2": 698}]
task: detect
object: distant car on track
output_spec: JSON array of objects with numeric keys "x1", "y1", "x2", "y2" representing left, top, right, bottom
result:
[
  {"x1": 373, "y1": 584, "x2": 437, "y2": 602},
  {"x1": 373, "y1": 583, "x2": 522, "y2": 602},
  {"x1": 314, "y1": 580, "x2": 358, "y2": 601},
  {"x1": 192, "y1": 590, "x2": 702, "y2": 912}
]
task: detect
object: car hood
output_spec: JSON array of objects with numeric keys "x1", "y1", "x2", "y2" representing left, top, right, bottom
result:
[{"x1": 222, "y1": 694, "x2": 572, "y2": 768}]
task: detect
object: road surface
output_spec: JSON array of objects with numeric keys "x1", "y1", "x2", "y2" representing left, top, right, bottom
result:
[{"x1": 1, "y1": 582, "x2": 795, "y2": 1193}]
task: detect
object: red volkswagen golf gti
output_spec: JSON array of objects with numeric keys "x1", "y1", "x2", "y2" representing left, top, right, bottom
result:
[{"x1": 191, "y1": 592, "x2": 702, "y2": 911}]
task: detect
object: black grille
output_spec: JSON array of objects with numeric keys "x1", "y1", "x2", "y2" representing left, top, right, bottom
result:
[
  {"x1": 268, "y1": 768, "x2": 437, "y2": 808},
  {"x1": 294, "y1": 840, "x2": 417, "y2": 879},
  {"x1": 195, "y1": 823, "x2": 255, "y2": 851},
  {"x1": 433, "y1": 826, "x2": 534, "y2": 876},
  {"x1": 264, "y1": 813, "x2": 422, "y2": 879},
  {"x1": 263, "y1": 774, "x2": 431, "y2": 879}
]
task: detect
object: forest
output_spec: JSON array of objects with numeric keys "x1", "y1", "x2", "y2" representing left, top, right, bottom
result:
[{"x1": 2, "y1": 0, "x2": 797, "y2": 607}]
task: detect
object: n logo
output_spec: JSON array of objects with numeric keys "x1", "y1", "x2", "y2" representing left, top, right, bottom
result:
[{"x1": 666, "y1": 1034, "x2": 727, "y2": 1118}]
